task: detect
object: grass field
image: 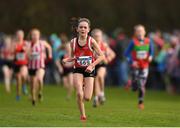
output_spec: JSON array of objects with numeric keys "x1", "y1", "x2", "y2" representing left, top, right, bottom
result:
[{"x1": 0, "y1": 83, "x2": 180, "y2": 127}]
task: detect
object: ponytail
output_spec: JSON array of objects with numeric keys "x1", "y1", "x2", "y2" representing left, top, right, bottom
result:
[
  {"x1": 70, "y1": 17, "x2": 91, "y2": 38},
  {"x1": 70, "y1": 17, "x2": 79, "y2": 38}
]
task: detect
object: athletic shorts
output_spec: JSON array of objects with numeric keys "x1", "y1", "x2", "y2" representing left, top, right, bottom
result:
[
  {"x1": 95, "y1": 63, "x2": 107, "y2": 76},
  {"x1": 131, "y1": 68, "x2": 149, "y2": 80},
  {"x1": 61, "y1": 67, "x2": 73, "y2": 77},
  {"x1": 0, "y1": 59, "x2": 4, "y2": 66},
  {"x1": 28, "y1": 68, "x2": 45, "y2": 76},
  {"x1": 2, "y1": 60, "x2": 14, "y2": 69},
  {"x1": 73, "y1": 68, "x2": 95, "y2": 77},
  {"x1": 14, "y1": 64, "x2": 27, "y2": 73},
  {"x1": 131, "y1": 68, "x2": 149, "y2": 90},
  {"x1": 28, "y1": 69, "x2": 37, "y2": 76}
]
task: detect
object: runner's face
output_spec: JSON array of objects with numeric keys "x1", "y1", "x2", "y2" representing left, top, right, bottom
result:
[
  {"x1": 135, "y1": 27, "x2": 146, "y2": 39},
  {"x1": 16, "y1": 31, "x2": 24, "y2": 41},
  {"x1": 31, "y1": 30, "x2": 40, "y2": 42},
  {"x1": 93, "y1": 31, "x2": 103, "y2": 43},
  {"x1": 77, "y1": 21, "x2": 90, "y2": 37}
]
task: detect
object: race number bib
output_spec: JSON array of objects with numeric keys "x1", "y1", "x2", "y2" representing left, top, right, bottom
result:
[
  {"x1": 16, "y1": 53, "x2": 25, "y2": 61},
  {"x1": 137, "y1": 51, "x2": 148, "y2": 59},
  {"x1": 30, "y1": 52, "x2": 40, "y2": 60},
  {"x1": 77, "y1": 56, "x2": 92, "y2": 67}
]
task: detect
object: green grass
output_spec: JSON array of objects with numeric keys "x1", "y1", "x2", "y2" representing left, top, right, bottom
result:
[{"x1": 0, "y1": 83, "x2": 180, "y2": 127}]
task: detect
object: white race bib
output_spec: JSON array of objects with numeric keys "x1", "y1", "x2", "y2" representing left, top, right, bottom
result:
[
  {"x1": 16, "y1": 53, "x2": 25, "y2": 60},
  {"x1": 30, "y1": 52, "x2": 40, "y2": 60},
  {"x1": 137, "y1": 51, "x2": 148, "y2": 59},
  {"x1": 77, "y1": 56, "x2": 92, "y2": 67}
]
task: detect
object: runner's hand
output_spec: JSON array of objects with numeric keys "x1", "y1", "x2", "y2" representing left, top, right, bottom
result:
[
  {"x1": 132, "y1": 61, "x2": 139, "y2": 68},
  {"x1": 148, "y1": 56, "x2": 153, "y2": 62},
  {"x1": 58, "y1": 67, "x2": 64, "y2": 74},
  {"x1": 85, "y1": 64, "x2": 94, "y2": 73}
]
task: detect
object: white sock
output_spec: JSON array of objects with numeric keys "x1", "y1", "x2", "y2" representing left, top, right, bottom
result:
[
  {"x1": 94, "y1": 96, "x2": 98, "y2": 101},
  {"x1": 100, "y1": 92, "x2": 104, "y2": 97}
]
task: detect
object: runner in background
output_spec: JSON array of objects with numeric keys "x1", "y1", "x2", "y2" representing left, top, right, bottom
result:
[
  {"x1": 13, "y1": 30, "x2": 29, "y2": 100},
  {"x1": 0, "y1": 35, "x2": 14, "y2": 93},
  {"x1": 124, "y1": 25, "x2": 154, "y2": 110},
  {"x1": 28, "y1": 28, "x2": 52, "y2": 106},
  {"x1": 91, "y1": 28, "x2": 116, "y2": 107}
]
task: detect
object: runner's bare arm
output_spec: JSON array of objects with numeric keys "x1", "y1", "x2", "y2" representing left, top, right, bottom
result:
[
  {"x1": 91, "y1": 38, "x2": 105, "y2": 67},
  {"x1": 62, "y1": 40, "x2": 76, "y2": 63},
  {"x1": 105, "y1": 43, "x2": 116, "y2": 63},
  {"x1": 44, "y1": 41, "x2": 52, "y2": 59}
]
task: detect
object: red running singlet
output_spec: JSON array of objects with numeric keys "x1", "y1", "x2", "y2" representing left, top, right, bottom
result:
[{"x1": 71, "y1": 36, "x2": 94, "y2": 68}]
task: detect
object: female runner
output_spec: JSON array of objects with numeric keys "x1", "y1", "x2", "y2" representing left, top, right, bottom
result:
[
  {"x1": 0, "y1": 35, "x2": 14, "y2": 93},
  {"x1": 91, "y1": 28, "x2": 115, "y2": 107},
  {"x1": 14, "y1": 30, "x2": 29, "y2": 100},
  {"x1": 28, "y1": 28, "x2": 52, "y2": 105},
  {"x1": 63, "y1": 18, "x2": 104, "y2": 120}
]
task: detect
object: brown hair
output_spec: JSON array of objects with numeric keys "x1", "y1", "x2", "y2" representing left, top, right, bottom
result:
[
  {"x1": 78, "y1": 18, "x2": 91, "y2": 27},
  {"x1": 16, "y1": 29, "x2": 24, "y2": 34},
  {"x1": 91, "y1": 28, "x2": 102, "y2": 37},
  {"x1": 70, "y1": 17, "x2": 91, "y2": 37},
  {"x1": 27, "y1": 28, "x2": 40, "y2": 40},
  {"x1": 30, "y1": 28, "x2": 40, "y2": 34},
  {"x1": 134, "y1": 24, "x2": 145, "y2": 31}
]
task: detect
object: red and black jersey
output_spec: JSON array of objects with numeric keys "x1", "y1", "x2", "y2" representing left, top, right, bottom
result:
[
  {"x1": 71, "y1": 36, "x2": 94, "y2": 68},
  {"x1": 14, "y1": 41, "x2": 28, "y2": 65}
]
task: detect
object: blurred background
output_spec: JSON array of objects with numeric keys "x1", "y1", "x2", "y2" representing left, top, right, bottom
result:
[
  {"x1": 0, "y1": 0, "x2": 180, "y2": 34},
  {"x1": 0, "y1": 0, "x2": 180, "y2": 94}
]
